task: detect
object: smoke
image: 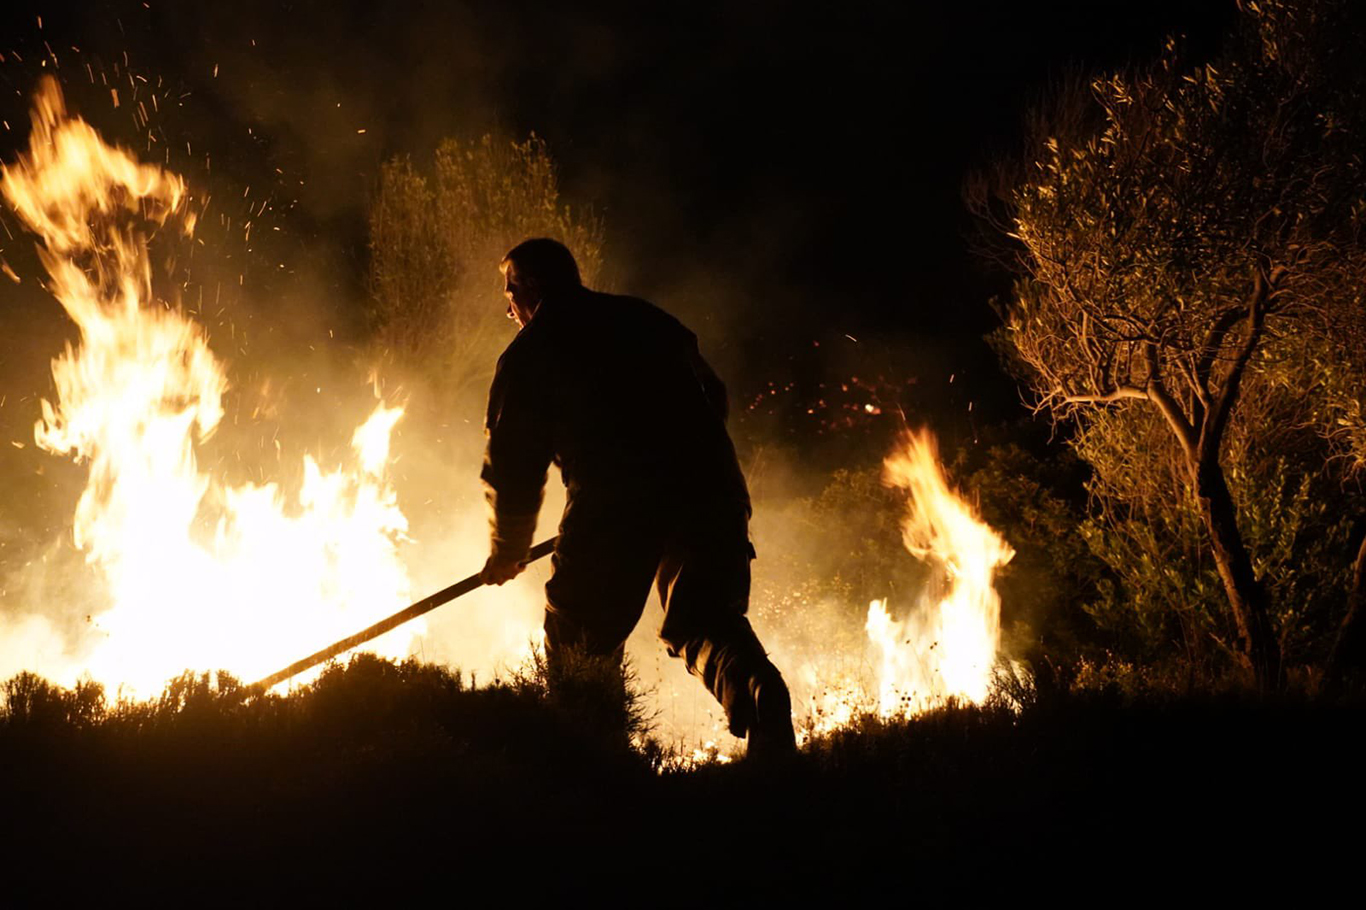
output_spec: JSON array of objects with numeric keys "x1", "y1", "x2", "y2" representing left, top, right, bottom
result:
[
  {"x1": 0, "y1": 532, "x2": 106, "y2": 685},
  {"x1": 0, "y1": 1, "x2": 1031, "y2": 757}
]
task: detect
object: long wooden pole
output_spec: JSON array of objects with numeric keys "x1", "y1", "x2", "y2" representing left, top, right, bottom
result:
[{"x1": 251, "y1": 537, "x2": 558, "y2": 691}]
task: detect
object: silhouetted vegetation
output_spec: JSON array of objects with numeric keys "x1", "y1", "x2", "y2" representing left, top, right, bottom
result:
[{"x1": 3, "y1": 655, "x2": 1361, "y2": 898}]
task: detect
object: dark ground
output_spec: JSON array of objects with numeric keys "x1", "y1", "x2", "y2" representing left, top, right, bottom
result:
[{"x1": 2, "y1": 656, "x2": 1360, "y2": 902}]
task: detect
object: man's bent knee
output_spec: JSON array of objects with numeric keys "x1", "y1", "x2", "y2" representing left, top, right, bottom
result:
[{"x1": 665, "y1": 618, "x2": 793, "y2": 743}]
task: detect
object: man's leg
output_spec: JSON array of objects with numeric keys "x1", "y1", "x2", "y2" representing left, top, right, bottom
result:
[
  {"x1": 542, "y1": 508, "x2": 661, "y2": 716},
  {"x1": 656, "y1": 506, "x2": 796, "y2": 756}
]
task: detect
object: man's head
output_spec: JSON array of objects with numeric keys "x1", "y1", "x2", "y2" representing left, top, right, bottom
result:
[{"x1": 500, "y1": 238, "x2": 581, "y2": 328}]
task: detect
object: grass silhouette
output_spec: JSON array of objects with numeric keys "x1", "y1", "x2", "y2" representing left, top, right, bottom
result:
[{"x1": 3, "y1": 654, "x2": 1363, "y2": 900}]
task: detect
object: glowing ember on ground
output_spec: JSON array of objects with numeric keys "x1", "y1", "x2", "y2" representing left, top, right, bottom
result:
[{"x1": 2, "y1": 78, "x2": 415, "y2": 696}]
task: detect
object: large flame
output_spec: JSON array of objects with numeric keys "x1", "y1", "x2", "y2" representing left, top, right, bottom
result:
[
  {"x1": 869, "y1": 428, "x2": 1014, "y2": 715},
  {"x1": 0, "y1": 78, "x2": 1012, "y2": 751},
  {"x1": 2, "y1": 79, "x2": 415, "y2": 695}
]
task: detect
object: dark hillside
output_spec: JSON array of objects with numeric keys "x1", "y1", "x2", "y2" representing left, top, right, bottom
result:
[{"x1": 2, "y1": 656, "x2": 1360, "y2": 901}]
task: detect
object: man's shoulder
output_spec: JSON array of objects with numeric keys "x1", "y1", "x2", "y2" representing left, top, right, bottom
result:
[
  {"x1": 591, "y1": 288, "x2": 667, "y2": 314},
  {"x1": 588, "y1": 289, "x2": 652, "y2": 308},
  {"x1": 582, "y1": 289, "x2": 691, "y2": 338},
  {"x1": 507, "y1": 288, "x2": 694, "y2": 360}
]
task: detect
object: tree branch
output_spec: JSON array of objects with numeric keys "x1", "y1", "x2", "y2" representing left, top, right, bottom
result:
[
  {"x1": 1201, "y1": 267, "x2": 1269, "y2": 462},
  {"x1": 1195, "y1": 303, "x2": 1250, "y2": 387},
  {"x1": 1061, "y1": 386, "x2": 1149, "y2": 405},
  {"x1": 1143, "y1": 341, "x2": 1199, "y2": 461}
]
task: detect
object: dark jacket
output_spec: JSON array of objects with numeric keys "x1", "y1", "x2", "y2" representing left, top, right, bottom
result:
[{"x1": 482, "y1": 287, "x2": 750, "y2": 558}]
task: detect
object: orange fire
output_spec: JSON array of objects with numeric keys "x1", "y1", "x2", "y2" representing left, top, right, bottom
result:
[
  {"x1": 869, "y1": 428, "x2": 1014, "y2": 714},
  {"x1": 2, "y1": 79, "x2": 1013, "y2": 748},
  {"x1": 802, "y1": 428, "x2": 1015, "y2": 736},
  {"x1": 2, "y1": 79, "x2": 416, "y2": 696}
]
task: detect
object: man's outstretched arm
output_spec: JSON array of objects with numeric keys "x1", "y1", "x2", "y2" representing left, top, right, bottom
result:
[{"x1": 480, "y1": 345, "x2": 554, "y2": 584}]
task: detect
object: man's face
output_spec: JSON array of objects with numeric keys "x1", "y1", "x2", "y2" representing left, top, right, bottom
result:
[{"x1": 501, "y1": 262, "x2": 540, "y2": 329}]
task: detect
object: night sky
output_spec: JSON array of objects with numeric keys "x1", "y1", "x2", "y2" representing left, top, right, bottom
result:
[{"x1": 0, "y1": 0, "x2": 1236, "y2": 441}]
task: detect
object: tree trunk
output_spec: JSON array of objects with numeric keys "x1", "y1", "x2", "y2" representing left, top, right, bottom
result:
[
  {"x1": 1192, "y1": 458, "x2": 1282, "y2": 691},
  {"x1": 1327, "y1": 531, "x2": 1366, "y2": 686}
]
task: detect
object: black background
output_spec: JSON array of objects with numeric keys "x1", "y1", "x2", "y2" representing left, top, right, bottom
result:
[{"x1": 0, "y1": 1, "x2": 1236, "y2": 436}]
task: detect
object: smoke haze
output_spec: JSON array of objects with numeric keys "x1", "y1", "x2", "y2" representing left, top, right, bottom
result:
[{"x1": 0, "y1": 0, "x2": 1235, "y2": 749}]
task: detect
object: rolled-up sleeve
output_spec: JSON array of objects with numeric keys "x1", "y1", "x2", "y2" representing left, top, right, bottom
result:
[{"x1": 481, "y1": 342, "x2": 554, "y2": 561}]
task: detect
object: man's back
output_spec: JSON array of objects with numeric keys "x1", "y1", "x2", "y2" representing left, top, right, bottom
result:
[{"x1": 484, "y1": 287, "x2": 749, "y2": 513}]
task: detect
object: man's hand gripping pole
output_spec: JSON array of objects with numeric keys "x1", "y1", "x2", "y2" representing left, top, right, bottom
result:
[{"x1": 250, "y1": 537, "x2": 557, "y2": 691}]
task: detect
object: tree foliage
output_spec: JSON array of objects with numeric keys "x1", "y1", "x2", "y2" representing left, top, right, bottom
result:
[
  {"x1": 367, "y1": 134, "x2": 605, "y2": 400},
  {"x1": 977, "y1": 0, "x2": 1366, "y2": 685}
]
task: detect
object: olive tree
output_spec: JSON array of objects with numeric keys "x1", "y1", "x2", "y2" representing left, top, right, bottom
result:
[{"x1": 979, "y1": 0, "x2": 1366, "y2": 689}]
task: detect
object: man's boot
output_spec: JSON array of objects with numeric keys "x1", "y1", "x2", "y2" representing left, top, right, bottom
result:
[{"x1": 745, "y1": 668, "x2": 796, "y2": 760}]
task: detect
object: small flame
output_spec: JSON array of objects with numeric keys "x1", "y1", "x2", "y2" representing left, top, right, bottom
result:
[{"x1": 2, "y1": 78, "x2": 415, "y2": 695}]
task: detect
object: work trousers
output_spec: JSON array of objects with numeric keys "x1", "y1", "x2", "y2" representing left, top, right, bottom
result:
[{"x1": 543, "y1": 492, "x2": 784, "y2": 738}]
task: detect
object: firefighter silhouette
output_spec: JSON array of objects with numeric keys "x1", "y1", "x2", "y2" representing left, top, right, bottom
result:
[{"x1": 480, "y1": 238, "x2": 796, "y2": 756}]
